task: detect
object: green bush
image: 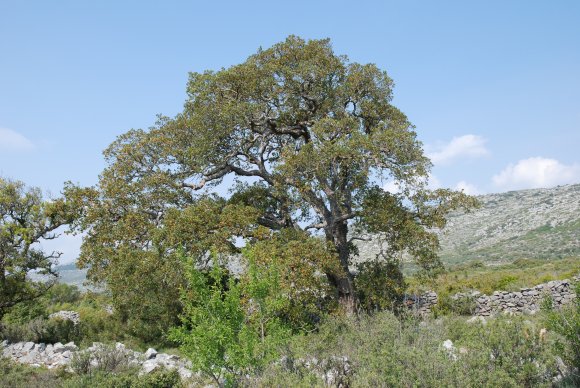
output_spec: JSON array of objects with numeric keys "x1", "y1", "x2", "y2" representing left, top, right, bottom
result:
[
  {"x1": 254, "y1": 311, "x2": 561, "y2": 387},
  {"x1": 170, "y1": 262, "x2": 292, "y2": 386},
  {"x1": 63, "y1": 368, "x2": 182, "y2": 388},
  {"x1": 1, "y1": 317, "x2": 79, "y2": 344},
  {"x1": 434, "y1": 293, "x2": 478, "y2": 316},
  {"x1": 544, "y1": 283, "x2": 580, "y2": 383},
  {"x1": 0, "y1": 357, "x2": 65, "y2": 388},
  {"x1": 354, "y1": 259, "x2": 406, "y2": 313},
  {"x1": 70, "y1": 344, "x2": 131, "y2": 375},
  {"x1": 45, "y1": 284, "x2": 82, "y2": 308}
]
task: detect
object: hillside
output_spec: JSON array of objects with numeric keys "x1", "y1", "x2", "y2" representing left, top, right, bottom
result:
[
  {"x1": 355, "y1": 183, "x2": 580, "y2": 266},
  {"x1": 54, "y1": 263, "x2": 89, "y2": 289}
]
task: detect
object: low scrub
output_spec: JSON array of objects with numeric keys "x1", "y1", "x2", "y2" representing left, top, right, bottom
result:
[
  {"x1": 0, "y1": 317, "x2": 79, "y2": 344},
  {"x1": 254, "y1": 311, "x2": 565, "y2": 387},
  {"x1": 409, "y1": 257, "x2": 580, "y2": 296}
]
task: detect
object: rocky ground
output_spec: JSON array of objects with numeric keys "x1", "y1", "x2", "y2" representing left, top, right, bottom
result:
[
  {"x1": 1, "y1": 340, "x2": 194, "y2": 379},
  {"x1": 354, "y1": 183, "x2": 580, "y2": 267}
]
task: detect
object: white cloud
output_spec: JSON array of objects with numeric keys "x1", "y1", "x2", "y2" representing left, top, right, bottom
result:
[
  {"x1": 454, "y1": 181, "x2": 480, "y2": 195},
  {"x1": 427, "y1": 134, "x2": 489, "y2": 165},
  {"x1": 493, "y1": 157, "x2": 580, "y2": 190},
  {"x1": 382, "y1": 174, "x2": 441, "y2": 194},
  {"x1": 0, "y1": 128, "x2": 35, "y2": 151}
]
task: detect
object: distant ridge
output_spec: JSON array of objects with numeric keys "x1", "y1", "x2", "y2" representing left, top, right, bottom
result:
[
  {"x1": 54, "y1": 263, "x2": 88, "y2": 289},
  {"x1": 355, "y1": 183, "x2": 580, "y2": 266}
]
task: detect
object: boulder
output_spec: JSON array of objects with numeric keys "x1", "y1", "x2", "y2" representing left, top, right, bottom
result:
[
  {"x1": 141, "y1": 359, "x2": 160, "y2": 374},
  {"x1": 144, "y1": 348, "x2": 158, "y2": 360},
  {"x1": 22, "y1": 342, "x2": 35, "y2": 352},
  {"x1": 64, "y1": 342, "x2": 78, "y2": 351},
  {"x1": 48, "y1": 311, "x2": 80, "y2": 325},
  {"x1": 53, "y1": 343, "x2": 65, "y2": 353}
]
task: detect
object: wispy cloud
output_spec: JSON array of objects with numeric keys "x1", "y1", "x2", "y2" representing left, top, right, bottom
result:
[
  {"x1": 382, "y1": 174, "x2": 441, "y2": 193},
  {"x1": 454, "y1": 180, "x2": 480, "y2": 195},
  {"x1": 427, "y1": 134, "x2": 489, "y2": 165},
  {"x1": 493, "y1": 157, "x2": 580, "y2": 190},
  {"x1": 0, "y1": 128, "x2": 35, "y2": 151}
]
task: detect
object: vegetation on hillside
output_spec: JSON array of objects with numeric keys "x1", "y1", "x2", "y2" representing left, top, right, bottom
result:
[{"x1": 409, "y1": 256, "x2": 580, "y2": 296}]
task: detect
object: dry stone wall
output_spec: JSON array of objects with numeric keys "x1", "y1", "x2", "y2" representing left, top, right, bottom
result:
[
  {"x1": 412, "y1": 276, "x2": 578, "y2": 316},
  {"x1": 405, "y1": 291, "x2": 438, "y2": 315},
  {"x1": 0, "y1": 340, "x2": 194, "y2": 379}
]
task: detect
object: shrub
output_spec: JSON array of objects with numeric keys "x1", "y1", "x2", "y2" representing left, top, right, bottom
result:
[
  {"x1": 0, "y1": 317, "x2": 79, "y2": 344},
  {"x1": 544, "y1": 283, "x2": 580, "y2": 383},
  {"x1": 170, "y1": 262, "x2": 292, "y2": 386},
  {"x1": 45, "y1": 284, "x2": 82, "y2": 307},
  {"x1": 432, "y1": 293, "x2": 478, "y2": 317},
  {"x1": 63, "y1": 368, "x2": 182, "y2": 388},
  {"x1": 0, "y1": 357, "x2": 64, "y2": 388},
  {"x1": 70, "y1": 344, "x2": 132, "y2": 375},
  {"x1": 253, "y1": 311, "x2": 560, "y2": 387},
  {"x1": 354, "y1": 259, "x2": 406, "y2": 313}
]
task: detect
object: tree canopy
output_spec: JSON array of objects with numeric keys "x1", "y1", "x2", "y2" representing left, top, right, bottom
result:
[
  {"x1": 70, "y1": 36, "x2": 476, "y2": 318},
  {"x1": 0, "y1": 178, "x2": 77, "y2": 319}
]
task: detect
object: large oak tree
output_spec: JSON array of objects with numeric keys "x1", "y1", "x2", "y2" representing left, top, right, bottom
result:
[{"x1": 73, "y1": 36, "x2": 475, "y2": 316}]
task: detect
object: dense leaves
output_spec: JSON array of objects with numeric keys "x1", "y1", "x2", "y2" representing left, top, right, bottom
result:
[
  {"x1": 0, "y1": 178, "x2": 78, "y2": 319},
  {"x1": 169, "y1": 262, "x2": 291, "y2": 386}
]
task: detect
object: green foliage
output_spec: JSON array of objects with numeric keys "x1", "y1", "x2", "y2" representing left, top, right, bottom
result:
[
  {"x1": 254, "y1": 312, "x2": 560, "y2": 387},
  {"x1": 0, "y1": 178, "x2": 79, "y2": 319},
  {"x1": 0, "y1": 317, "x2": 79, "y2": 344},
  {"x1": 70, "y1": 344, "x2": 131, "y2": 375},
  {"x1": 62, "y1": 368, "x2": 182, "y2": 388},
  {"x1": 170, "y1": 261, "x2": 291, "y2": 386},
  {"x1": 45, "y1": 283, "x2": 82, "y2": 307},
  {"x1": 496, "y1": 274, "x2": 518, "y2": 290},
  {"x1": 544, "y1": 283, "x2": 580, "y2": 380},
  {"x1": 433, "y1": 293, "x2": 478, "y2": 317},
  {"x1": 0, "y1": 355, "x2": 182, "y2": 388},
  {"x1": 354, "y1": 259, "x2": 406, "y2": 313},
  {"x1": 410, "y1": 256, "x2": 580, "y2": 296},
  {"x1": 69, "y1": 35, "x2": 476, "y2": 314},
  {"x1": 1, "y1": 284, "x2": 82, "y2": 326},
  {"x1": 0, "y1": 357, "x2": 66, "y2": 388},
  {"x1": 242, "y1": 229, "x2": 339, "y2": 330}
]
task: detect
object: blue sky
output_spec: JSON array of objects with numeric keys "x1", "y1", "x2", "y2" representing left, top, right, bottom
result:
[{"x1": 1, "y1": 1, "x2": 579, "y2": 262}]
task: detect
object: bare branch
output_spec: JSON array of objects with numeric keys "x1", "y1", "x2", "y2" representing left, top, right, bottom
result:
[
  {"x1": 348, "y1": 235, "x2": 372, "y2": 243},
  {"x1": 305, "y1": 221, "x2": 326, "y2": 230}
]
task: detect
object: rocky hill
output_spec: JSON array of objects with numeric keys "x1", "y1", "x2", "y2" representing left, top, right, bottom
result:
[{"x1": 355, "y1": 183, "x2": 580, "y2": 267}]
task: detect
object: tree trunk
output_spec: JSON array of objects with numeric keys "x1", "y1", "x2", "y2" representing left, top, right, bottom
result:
[{"x1": 326, "y1": 221, "x2": 357, "y2": 314}]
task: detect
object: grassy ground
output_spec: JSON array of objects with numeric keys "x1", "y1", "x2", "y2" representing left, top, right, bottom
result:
[{"x1": 408, "y1": 256, "x2": 580, "y2": 296}]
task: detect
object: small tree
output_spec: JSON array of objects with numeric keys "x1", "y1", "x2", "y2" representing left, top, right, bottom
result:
[
  {"x1": 0, "y1": 178, "x2": 76, "y2": 319},
  {"x1": 170, "y1": 261, "x2": 291, "y2": 386}
]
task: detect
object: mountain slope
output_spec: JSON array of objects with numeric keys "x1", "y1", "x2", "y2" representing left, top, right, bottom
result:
[{"x1": 355, "y1": 183, "x2": 580, "y2": 266}]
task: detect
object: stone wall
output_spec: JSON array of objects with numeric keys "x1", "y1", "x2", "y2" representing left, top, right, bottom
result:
[
  {"x1": 410, "y1": 276, "x2": 578, "y2": 316},
  {"x1": 0, "y1": 340, "x2": 194, "y2": 379},
  {"x1": 405, "y1": 291, "x2": 438, "y2": 315},
  {"x1": 474, "y1": 278, "x2": 577, "y2": 316}
]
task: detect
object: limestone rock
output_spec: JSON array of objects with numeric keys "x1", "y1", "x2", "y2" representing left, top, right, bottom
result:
[{"x1": 144, "y1": 348, "x2": 158, "y2": 360}]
